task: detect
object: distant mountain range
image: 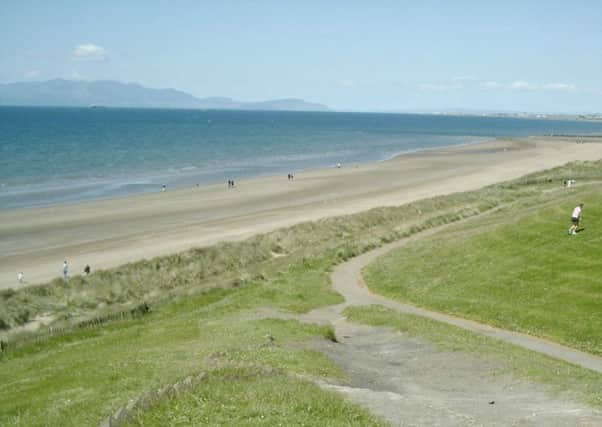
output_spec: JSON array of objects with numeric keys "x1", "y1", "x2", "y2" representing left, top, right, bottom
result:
[{"x1": 0, "y1": 79, "x2": 330, "y2": 112}]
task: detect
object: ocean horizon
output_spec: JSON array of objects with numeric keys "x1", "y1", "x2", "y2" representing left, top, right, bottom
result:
[{"x1": 2, "y1": 106, "x2": 602, "y2": 210}]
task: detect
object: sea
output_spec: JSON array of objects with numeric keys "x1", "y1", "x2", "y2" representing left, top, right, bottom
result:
[{"x1": 2, "y1": 106, "x2": 602, "y2": 210}]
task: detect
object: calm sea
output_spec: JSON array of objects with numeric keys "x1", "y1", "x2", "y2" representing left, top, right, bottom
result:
[{"x1": 2, "y1": 107, "x2": 602, "y2": 210}]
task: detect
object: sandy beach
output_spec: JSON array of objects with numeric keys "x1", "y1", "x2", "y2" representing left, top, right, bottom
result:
[{"x1": 1, "y1": 136, "x2": 601, "y2": 290}]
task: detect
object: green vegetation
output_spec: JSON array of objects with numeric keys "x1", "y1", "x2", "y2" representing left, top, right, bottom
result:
[
  {"x1": 1, "y1": 159, "x2": 602, "y2": 425},
  {"x1": 364, "y1": 181, "x2": 602, "y2": 355},
  {"x1": 126, "y1": 366, "x2": 386, "y2": 427},
  {"x1": 0, "y1": 283, "x2": 358, "y2": 426},
  {"x1": 344, "y1": 305, "x2": 602, "y2": 408}
]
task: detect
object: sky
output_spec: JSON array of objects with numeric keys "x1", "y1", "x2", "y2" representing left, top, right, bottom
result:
[{"x1": 1, "y1": 1, "x2": 601, "y2": 113}]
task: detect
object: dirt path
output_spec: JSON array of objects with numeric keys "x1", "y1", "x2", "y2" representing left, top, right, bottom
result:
[
  {"x1": 299, "y1": 226, "x2": 602, "y2": 425},
  {"x1": 330, "y1": 234, "x2": 602, "y2": 374}
]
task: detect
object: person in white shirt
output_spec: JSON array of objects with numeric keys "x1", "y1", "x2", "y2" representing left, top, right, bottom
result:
[
  {"x1": 17, "y1": 272, "x2": 24, "y2": 283},
  {"x1": 568, "y1": 203, "x2": 583, "y2": 235}
]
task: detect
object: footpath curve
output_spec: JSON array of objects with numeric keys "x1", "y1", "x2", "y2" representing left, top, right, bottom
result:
[{"x1": 325, "y1": 231, "x2": 602, "y2": 374}]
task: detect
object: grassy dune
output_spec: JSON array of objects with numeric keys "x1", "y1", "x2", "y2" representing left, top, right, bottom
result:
[
  {"x1": 364, "y1": 181, "x2": 602, "y2": 355},
  {"x1": 1, "y1": 284, "x2": 375, "y2": 426},
  {"x1": 1, "y1": 159, "x2": 601, "y2": 425}
]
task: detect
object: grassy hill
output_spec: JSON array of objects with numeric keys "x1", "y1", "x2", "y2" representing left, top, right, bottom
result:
[{"x1": 365, "y1": 181, "x2": 602, "y2": 355}]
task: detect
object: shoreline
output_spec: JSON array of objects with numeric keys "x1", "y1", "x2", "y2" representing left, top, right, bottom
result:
[
  {"x1": 1, "y1": 136, "x2": 601, "y2": 289},
  {"x1": 0, "y1": 136, "x2": 489, "y2": 212},
  {"x1": 4, "y1": 141, "x2": 489, "y2": 214},
  {"x1": 379, "y1": 136, "x2": 490, "y2": 163}
]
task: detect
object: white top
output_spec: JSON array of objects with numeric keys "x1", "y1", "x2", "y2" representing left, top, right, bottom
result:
[{"x1": 572, "y1": 206, "x2": 582, "y2": 218}]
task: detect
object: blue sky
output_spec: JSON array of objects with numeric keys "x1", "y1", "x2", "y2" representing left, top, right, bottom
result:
[{"x1": 1, "y1": 1, "x2": 601, "y2": 113}]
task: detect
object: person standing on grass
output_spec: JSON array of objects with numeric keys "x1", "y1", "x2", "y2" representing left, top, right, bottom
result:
[
  {"x1": 63, "y1": 260, "x2": 69, "y2": 279},
  {"x1": 17, "y1": 272, "x2": 24, "y2": 283},
  {"x1": 568, "y1": 203, "x2": 583, "y2": 235}
]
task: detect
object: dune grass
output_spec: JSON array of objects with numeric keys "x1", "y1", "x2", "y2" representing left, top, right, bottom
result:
[
  {"x1": 1, "y1": 159, "x2": 602, "y2": 425},
  {"x1": 344, "y1": 305, "x2": 602, "y2": 408},
  {"x1": 364, "y1": 183, "x2": 602, "y2": 355}
]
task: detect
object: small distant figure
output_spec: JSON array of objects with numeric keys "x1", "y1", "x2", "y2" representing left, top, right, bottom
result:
[
  {"x1": 568, "y1": 203, "x2": 583, "y2": 235},
  {"x1": 565, "y1": 179, "x2": 576, "y2": 188},
  {"x1": 287, "y1": 173, "x2": 294, "y2": 181},
  {"x1": 227, "y1": 179, "x2": 235, "y2": 188},
  {"x1": 161, "y1": 184, "x2": 166, "y2": 192},
  {"x1": 63, "y1": 260, "x2": 69, "y2": 279},
  {"x1": 336, "y1": 163, "x2": 341, "y2": 169},
  {"x1": 17, "y1": 272, "x2": 24, "y2": 284},
  {"x1": 84, "y1": 265, "x2": 91, "y2": 276}
]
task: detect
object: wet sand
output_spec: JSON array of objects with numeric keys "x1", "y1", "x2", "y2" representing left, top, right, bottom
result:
[{"x1": 1, "y1": 136, "x2": 601, "y2": 289}]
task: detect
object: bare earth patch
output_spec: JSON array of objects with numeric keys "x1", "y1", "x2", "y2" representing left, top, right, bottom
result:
[{"x1": 310, "y1": 321, "x2": 602, "y2": 426}]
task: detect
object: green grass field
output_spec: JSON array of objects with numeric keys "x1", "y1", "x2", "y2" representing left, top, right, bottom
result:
[
  {"x1": 1, "y1": 159, "x2": 602, "y2": 425},
  {"x1": 364, "y1": 184, "x2": 602, "y2": 355}
]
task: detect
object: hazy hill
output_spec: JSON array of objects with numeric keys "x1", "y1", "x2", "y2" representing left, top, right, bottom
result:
[
  {"x1": 241, "y1": 98, "x2": 330, "y2": 111},
  {"x1": 0, "y1": 79, "x2": 330, "y2": 111}
]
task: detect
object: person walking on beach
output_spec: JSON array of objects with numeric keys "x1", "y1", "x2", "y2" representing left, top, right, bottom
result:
[
  {"x1": 568, "y1": 203, "x2": 583, "y2": 235},
  {"x1": 63, "y1": 260, "x2": 69, "y2": 279}
]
